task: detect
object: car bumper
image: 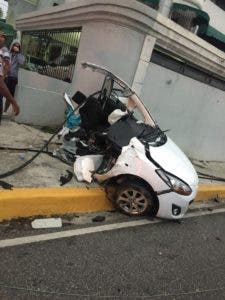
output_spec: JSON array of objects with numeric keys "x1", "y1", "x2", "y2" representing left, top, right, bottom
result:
[{"x1": 156, "y1": 185, "x2": 198, "y2": 219}]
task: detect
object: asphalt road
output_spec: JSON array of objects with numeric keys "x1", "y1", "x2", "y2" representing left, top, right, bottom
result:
[{"x1": 1, "y1": 212, "x2": 225, "y2": 300}]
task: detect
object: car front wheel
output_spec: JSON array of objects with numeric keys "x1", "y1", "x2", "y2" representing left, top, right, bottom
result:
[{"x1": 115, "y1": 182, "x2": 156, "y2": 216}]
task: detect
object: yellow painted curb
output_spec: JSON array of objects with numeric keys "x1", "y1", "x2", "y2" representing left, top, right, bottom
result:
[
  {"x1": 0, "y1": 185, "x2": 225, "y2": 221},
  {"x1": 196, "y1": 185, "x2": 225, "y2": 201},
  {"x1": 0, "y1": 187, "x2": 112, "y2": 221}
]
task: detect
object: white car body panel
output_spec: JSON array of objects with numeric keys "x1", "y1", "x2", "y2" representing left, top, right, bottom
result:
[
  {"x1": 150, "y1": 137, "x2": 199, "y2": 187},
  {"x1": 95, "y1": 138, "x2": 168, "y2": 192}
]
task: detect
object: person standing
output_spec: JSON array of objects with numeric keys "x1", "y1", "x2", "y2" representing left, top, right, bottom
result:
[
  {"x1": 0, "y1": 31, "x2": 10, "y2": 120},
  {"x1": 0, "y1": 56, "x2": 20, "y2": 119},
  {"x1": 4, "y1": 39, "x2": 25, "y2": 113}
]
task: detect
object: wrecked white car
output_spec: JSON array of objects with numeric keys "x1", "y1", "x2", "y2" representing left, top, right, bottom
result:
[{"x1": 57, "y1": 62, "x2": 199, "y2": 220}]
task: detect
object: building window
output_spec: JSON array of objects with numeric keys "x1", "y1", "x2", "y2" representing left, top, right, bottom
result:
[
  {"x1": 170, "y1": 4, "x2": 210, "y2": 33},
  {"x1": 21, "y1": 28, "x2": 82, "y2": 83},
  {"x1": 151, "y1": 48, "x2": 225, "y2": 92}
]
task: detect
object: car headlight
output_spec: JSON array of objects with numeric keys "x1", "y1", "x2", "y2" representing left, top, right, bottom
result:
[{"x1": 156, "y1": 169, "x2": 192, "y2": 196}]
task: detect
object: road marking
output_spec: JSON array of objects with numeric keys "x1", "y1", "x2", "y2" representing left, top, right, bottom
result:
[
  {"x1": 0, "y1": 219, "x2": 160, "y2": 248},
  {"x1": 183, "y1": 207, "x2": 225, "y2": 219},
  {"x1": 0, "y1": 207, "x2": 225, "y2": 248}
]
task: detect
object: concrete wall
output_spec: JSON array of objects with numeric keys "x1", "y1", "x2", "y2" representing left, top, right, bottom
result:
[
  {"x1": 14, "y1": 0, "x2": 225, "y2": 160},
  {"x1": 38, "y1": 0, "x2": 65, "y2": 10},
  {"x1": 7, "y1": 0, "x2": 66, "y2": 25},
  {"x1": 141, "y1": 62, "x2": 225, "y2": 161},
  {"x1": 7, "y1": 0, "x2": 38, "y2": 26},
  {"x1": 72, "y1": 22, "x2": 146, "y2": 96},
  {"x1": 15, "y1": 69, "x2": 71, "y2": 127}
]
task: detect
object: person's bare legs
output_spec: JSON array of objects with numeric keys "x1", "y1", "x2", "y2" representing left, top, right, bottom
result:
[
  {"x1": 0, "y1": 77, "x2": 19, "y2": 116},
  {"x1": 0, "y1": 97, "x2": 3, "y2": 124},
  {"x1": 4, "y1": 98, "x2": 10, "y2": 112}
]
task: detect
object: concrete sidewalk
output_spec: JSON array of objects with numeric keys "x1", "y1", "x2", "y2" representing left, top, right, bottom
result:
[{"x1": 0, "y1": 120, "x2": 225, "y2": 221}]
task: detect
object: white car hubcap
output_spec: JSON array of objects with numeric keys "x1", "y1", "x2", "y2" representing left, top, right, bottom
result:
[{"x1": 117, "y1": 189, "x2": 149, "y2": 215}]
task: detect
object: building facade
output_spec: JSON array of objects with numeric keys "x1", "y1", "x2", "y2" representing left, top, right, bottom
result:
[{"x1": 8, "y1": 0, "x2": 225, "y2": 161}]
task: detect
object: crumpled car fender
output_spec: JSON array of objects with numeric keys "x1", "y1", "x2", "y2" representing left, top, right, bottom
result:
[{"x1": 94, "y1": 137, "x2": 168, "y2": 192}]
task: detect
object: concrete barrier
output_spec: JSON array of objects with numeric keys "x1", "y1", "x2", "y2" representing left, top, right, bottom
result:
[{"x1": 0, "y1": 185, "x2": 225, "y2": 221}]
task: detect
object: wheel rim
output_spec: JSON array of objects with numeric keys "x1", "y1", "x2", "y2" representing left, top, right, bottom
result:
[{"x1": 117, "y1": 188, "x2": 149, "y2": 215}]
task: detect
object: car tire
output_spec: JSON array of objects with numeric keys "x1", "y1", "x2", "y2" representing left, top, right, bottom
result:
[{"x1": 114, "y1": 182, "x2": 156, "y2": 216}]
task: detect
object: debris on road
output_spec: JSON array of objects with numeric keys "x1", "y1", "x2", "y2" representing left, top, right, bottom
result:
[
  {"x1": 92, "y1": 215, "x2": 106, "y2": 222},
  {"x1": 31, "y1": 218, "x2": 62, "y2": 229},
  {"x1": 74, "y1": 155, "x2": 103, "y2": 183},
  {"x1": 59, "y1": 170, "x2": 73, "y2": 186}
]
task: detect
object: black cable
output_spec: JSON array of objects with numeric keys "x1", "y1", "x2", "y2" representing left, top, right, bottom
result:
[
  {"x1": 198, "y1": 176, "x2": 225, "y2": 182},
  {"x1": 0, "y1": 146, "x2": 52, "y2": 154},
  {"x1": 0, "y1": 93, "x2": 88, "y2": 179},
  {"x1": 0, "y1": 128, "x2": 61, "y2": 179},
  {"x1": 197, "y1": 171, "x2": 225, "y2": 183},
  {"x1": 0, "y1": 145, "x2": 73, "y2": 166}
]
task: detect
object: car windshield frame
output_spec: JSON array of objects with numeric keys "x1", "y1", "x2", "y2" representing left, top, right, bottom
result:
[{"x1": 82, "y1": 62, "x2": 157, "y2": 127}]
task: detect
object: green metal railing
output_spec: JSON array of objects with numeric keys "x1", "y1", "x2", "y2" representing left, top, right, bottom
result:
[{"x1": 21, "y1": 27, "x2": 82, "y2": 83}]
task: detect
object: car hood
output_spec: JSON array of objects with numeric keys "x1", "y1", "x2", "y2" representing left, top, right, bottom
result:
[{"x1": 149, "y1": 137, "x2": 198, "y2": 186}]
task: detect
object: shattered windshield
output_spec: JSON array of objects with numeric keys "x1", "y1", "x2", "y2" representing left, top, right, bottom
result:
[
  {"x1": 83, "y1": 62, "x2": 156, "y2": 127},
  {"x1": 104, "y1": 80, "x2": 157, "y2": 128},
  {"x1": 110, "y1": 84, "x2": 145, "y2": 121},
  {"x1": 82, "y1": 62, "x2": 166, "y2": 147}
]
